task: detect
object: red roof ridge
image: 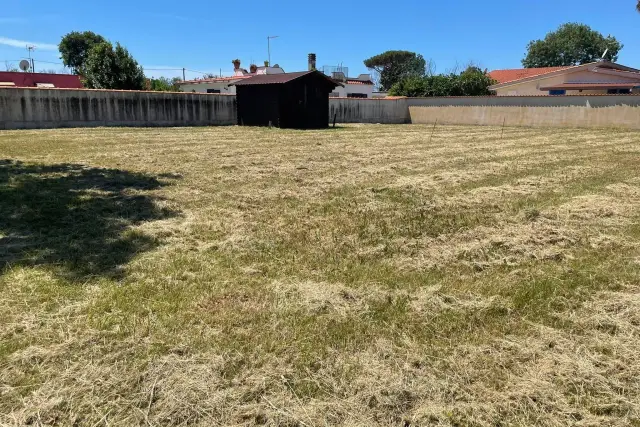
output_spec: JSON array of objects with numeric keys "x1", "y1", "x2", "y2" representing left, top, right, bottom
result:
[{"x1": 345, "y1": 79, "x2": 374, "y2": 85}]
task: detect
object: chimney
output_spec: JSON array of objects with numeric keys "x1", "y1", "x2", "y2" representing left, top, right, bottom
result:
[
  {"x1": 250, "y1": 64, "x2": 258, "y2": 73},
  {"x1": 232, "y1": 59, "x2": 241, "y2": 70},
  {"x1": 308, "y1": 53, "x2": 317, "y2": 71}
]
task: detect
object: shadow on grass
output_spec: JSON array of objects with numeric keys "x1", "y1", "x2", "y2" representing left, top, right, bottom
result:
[{"x1": 0, "y1": 159, "x2": 179, "y2": 280}]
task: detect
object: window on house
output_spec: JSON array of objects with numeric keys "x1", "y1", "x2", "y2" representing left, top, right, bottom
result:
[
  {"x1": 548, "y1": 90, "x2": 566, "y2": 96},
  {"x1": 347, "y1": 93, "x2": 368, "y2": 98},
  {"x1": 607, "y1": 88, "x2": 631, "y2": 94},
  {"x1": 207, "y1": 89, "x2": 221, "y2": 94}
]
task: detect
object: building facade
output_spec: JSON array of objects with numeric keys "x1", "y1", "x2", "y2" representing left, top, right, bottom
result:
[
  {"x1": 489, "y1": 61, "x2": 640, "y2": 96},
  {"x1": 328, "y1": 74, "x2": 375, "y2": 98}
]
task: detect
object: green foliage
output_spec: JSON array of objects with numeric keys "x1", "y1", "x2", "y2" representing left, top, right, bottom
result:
[
  {"x1": 522, "y1": 23, "x2": 622, "y2": 67},
  {"x1": 83, "y1": 42, "x2": 145, "y2": 90},
  {"x1": 146, "y1": 77, "x2": 182, "y2": 92},
  {"x1": 388, "y1": 67, "x2": 495, "y2": 97},
  {"x1": 363, "y1": 50, "x2": 426, "y2": 91},
  {"x1": 59, "y1": 31, "x2": 106, "y2": 74},
  {"x1": 458, "y1": 66, "x2": 496, "y2": 96}
]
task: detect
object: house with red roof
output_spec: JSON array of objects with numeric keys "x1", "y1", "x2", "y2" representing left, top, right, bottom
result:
[
  {"x1": 178, "y1": 59, "x2": 286, "y2": 94},
  {"x1": 488, "y1": 61, "x2": 640, "y2": 96},
  {"x1": 0, "y1": 72, "x2": 82, "y2": 89},
  {"x1": 327, "y1": 72, "x2": 374, "y2": 98}
]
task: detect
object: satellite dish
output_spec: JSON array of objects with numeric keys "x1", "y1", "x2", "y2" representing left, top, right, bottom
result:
[{"x1": 19, "y1": 59, "x2": 30, "y2": 71}]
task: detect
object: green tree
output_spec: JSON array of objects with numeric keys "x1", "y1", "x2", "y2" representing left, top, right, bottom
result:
[
  {"x1": 363, "y1": 50, "x2": 426, "y2": 91},
  {"x1": 146, "y1": 76, "x2": 182, "y2": 92},
  {"x1": 59, "y1": 31, "x2": 107, "y2": 74},
  {"x1": 387, "y1": 76, "x2": 430, "y2": 97},
  {"x1": 458, "y1": 66, "x2": 495, "y2": 96},
  {"x1": 388, "y1": 66, "x2": 495, "y2": 97},
  {"x1": 83, "y1": 42, "x2": 145, "y2": 90},
  {"x1": 522, "y1": 23, "x2": 622, "y2": 67}
]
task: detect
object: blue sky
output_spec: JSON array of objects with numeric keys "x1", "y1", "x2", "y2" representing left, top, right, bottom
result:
[{"x1": 1, "y1": 0, "x2": 638, "y2": 79}]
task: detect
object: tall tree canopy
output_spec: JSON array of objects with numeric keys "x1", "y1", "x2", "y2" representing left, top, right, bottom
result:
[
  {"x1": 388, "y1": 66, "x2": 495, "y2": 97},
  {"x1": 59, "y1": 31, "x2": 107, "y2": 74},
  {"x1": 522, "y1": 23, "x2": 622, "y2": 67},
  {"x1": 83, "y1": 42, "x2": 145, "y2": 90},
  {"x1": 363, "y1": 50, "x2": 426, "y2": 91}
]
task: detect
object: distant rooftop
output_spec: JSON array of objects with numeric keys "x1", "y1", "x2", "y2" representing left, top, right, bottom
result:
[
  {"x1": 488, "y1": 67, "x2": 570, "y2": 85},
  {"x1": 0, "y1": 71, "x2": 82, "y2": 89}
]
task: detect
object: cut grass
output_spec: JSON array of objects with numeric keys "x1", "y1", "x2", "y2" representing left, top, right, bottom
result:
[{"x1": 1, "y1": 124, "x2": 640, "y2": 426}]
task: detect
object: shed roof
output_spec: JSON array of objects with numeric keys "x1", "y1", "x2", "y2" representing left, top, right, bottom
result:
[{"x1": 233, "y1": 71, "x2": 341, "y2": 87}]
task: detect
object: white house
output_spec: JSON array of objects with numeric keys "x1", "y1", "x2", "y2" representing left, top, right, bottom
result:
[
  {"x1": 328, "y1": 72, "x2": 375, "y2": 98},
  {"x1": 307, "y1": 54, "x2": 374, "y2": 98},
  {"x1": 488, "y1": 61, "x2": 640, "y2": 96},
  {"x1": 178, "y1": 60, "x2": 285, "y2": 94}
]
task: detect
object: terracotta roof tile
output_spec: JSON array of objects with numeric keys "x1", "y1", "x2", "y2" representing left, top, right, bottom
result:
[
  {"x1": 488, "y1": 67, "x2": 570, "y2": 84},
  {"x1": 345, "y1": 79, "x2": 374, "y2": 85}
]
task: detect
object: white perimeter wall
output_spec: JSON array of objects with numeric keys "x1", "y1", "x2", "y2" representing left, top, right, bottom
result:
[
  {"x1": 5, "y1": 89, "x2": 640, "y2": 130},
  {"x1": 0, "y1": 88, "x2": 236, "y2": 129}
]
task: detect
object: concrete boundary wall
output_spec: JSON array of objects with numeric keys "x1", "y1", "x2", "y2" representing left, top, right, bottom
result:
[
  {"x1": 4, "y1": 89, "x2": 640, "y2": 129},
  {"x1": 329, "y1": 98, "x2": 409, "y2": 124},
  {"x1": 0, "y1": 88, "x2": 236, "y2": 129},
  {"x1": 407, "y1": 94, "x2": 640, "y2": 108},
  {"x1": 409, "y1": 105, "x2": 640, "y2": 129}
]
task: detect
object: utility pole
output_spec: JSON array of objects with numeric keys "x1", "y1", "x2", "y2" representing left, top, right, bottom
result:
[
  {"x1": 267, "y1": 35, "x2": 279, "y2": 66},
  {"x1": 182, "y1": 68, "x2": 186, "y2": 81}
]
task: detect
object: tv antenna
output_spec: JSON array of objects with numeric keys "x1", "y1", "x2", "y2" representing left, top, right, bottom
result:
[
  {"x1": 26, "y1": 45, "x2": 36, "y2": 72},
  {"x1": 267, "y1": 35, "x2": 279, "y2": 66}
]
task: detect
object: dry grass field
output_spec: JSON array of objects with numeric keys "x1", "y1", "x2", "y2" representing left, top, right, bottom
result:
[{"x1": 1, "y1": 124, "x2": 640, "y2": 426}]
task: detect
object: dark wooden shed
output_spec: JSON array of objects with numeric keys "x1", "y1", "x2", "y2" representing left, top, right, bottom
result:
[{"x1": 233, "y1": 71, "x2": 340, "y2": 129}]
